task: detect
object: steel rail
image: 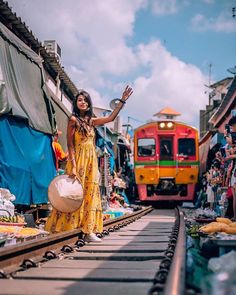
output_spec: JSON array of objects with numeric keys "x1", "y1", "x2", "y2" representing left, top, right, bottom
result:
[
  {"x1": 0, "y1": 206, "x2": 152, "y2": 273},
  {"x1": 163, "y1": 208, "x2": 186, "y2": 295}
]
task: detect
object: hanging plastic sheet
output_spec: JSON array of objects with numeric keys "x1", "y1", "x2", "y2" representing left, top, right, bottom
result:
[
  {"x1": 0, "y1": 115, "x2": 56, "y2": 205},
  {"x1": 95, "y1": 127, "x2": 115, "y2": 173},
  {"x1": 199, "y1": 132, "x2": 212, "y2": 174},
  {"x1": 0, "y1": 22, "x2": 55, "y2": 134},
  {"x1": 95, "y1": 127, "x2": 114, "y2": 156}
]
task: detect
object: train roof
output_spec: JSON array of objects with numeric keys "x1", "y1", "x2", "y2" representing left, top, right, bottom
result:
[{"x1": 134, "y1": 120, "x2": 198, "y2": 133}]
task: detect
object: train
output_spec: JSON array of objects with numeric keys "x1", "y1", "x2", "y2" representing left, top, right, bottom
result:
[{"x1": 133, "y1": 120, "x2": 199, "y2": 202}]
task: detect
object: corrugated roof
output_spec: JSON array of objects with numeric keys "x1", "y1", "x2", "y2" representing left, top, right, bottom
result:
[
  {"x1": 209, "y1": 77, "x2": 233, "y2": 89},
  {"x1": 209, "y1": 76, "x2": 236, "y2": 127}
]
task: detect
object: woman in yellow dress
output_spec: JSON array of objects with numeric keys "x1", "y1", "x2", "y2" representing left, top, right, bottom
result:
[{"x1": 45, "y1": 86, "x2": 133, "y2": 242}]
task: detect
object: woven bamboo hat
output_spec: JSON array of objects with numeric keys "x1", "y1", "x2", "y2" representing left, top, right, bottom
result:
[{"x1": 48, "y1": 174, "x2": 84, "y2": 213}]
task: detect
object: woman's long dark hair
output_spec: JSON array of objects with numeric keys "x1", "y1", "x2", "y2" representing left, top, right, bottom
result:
[{"x1": 72, "y1": 90, "x2": 93, "y2": 136}]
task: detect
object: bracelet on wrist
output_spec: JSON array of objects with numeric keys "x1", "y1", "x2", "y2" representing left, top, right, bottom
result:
[{"x1": 118, "y1": 99, "x2": 126, "y2": 104}]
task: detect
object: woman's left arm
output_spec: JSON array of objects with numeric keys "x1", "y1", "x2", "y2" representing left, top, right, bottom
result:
[{"x1": 92, "y1": 85, "x2": 133, "y2": 126}]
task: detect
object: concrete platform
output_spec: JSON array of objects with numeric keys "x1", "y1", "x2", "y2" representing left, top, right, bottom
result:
[
  {"x1": 65, "y1": 252, "x2": 164, "y2": 260},
  {"x1": 116, "y1": 233, "x2": 170, "y2": 237},
  {"x1": 0, "y1": 280, "x2": 153, "y2": 295},
  {"x1": 83, "y1": 240, "x2": 168, "y2": 246},
  {"x1": 118, "y1": 228, "x2": 172, "y2": 232},
  {"x1": 41, "y1": 259, "x2": 160, "y2": 270},
  {"x1": 78, "y1": 244, "x2": 167, "y2": 252},
  {"x1": 88, "y1": 236, "x2": 169, "y2": 242},
  {"x1": 14, "y1": 267, "x2": 157, "y2": 281},
  {"x1": 102, "y1": 233, "x2": 169, "y2": 239}
]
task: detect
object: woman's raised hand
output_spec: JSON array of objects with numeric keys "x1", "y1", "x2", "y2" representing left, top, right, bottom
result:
[{"x1": 121, "y1": 85, "x2": 133, "y2": 102}]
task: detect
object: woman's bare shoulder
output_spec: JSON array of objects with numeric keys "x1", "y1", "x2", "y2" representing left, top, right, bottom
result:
[
  {"x1": 69, "y1": 115, "x2": 77, "y2": 122},
  {"x1": 70, "y1": 115, "x2": 77, "y2": 120},
  {"x1": 68, "y1": 116, "x2": 78, "y2": 128}
]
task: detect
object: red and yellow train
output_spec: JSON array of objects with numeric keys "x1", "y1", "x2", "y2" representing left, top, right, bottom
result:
[{"x1": 133, "y1": 120, "x2": 199, "y2": 202}]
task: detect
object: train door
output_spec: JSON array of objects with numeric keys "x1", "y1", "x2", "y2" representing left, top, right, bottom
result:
[
  {"x1": 158, "y1": 136, "x2": 176, "y2": 178},
  {"x1": 159, "y1": 137, "x2": 173, "y2": 161}
]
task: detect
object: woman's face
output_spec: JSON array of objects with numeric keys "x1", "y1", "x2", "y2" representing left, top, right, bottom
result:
[{"x1": 76, "y1": 94, "x2": 89, "y2": 111}]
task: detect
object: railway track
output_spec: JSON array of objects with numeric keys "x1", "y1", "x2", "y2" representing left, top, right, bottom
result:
[{"x1": 0, "y1": 206, "x2": 186, "y2": 295}]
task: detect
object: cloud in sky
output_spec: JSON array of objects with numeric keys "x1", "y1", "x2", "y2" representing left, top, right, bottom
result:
[
  {"x1": 129, "y1": 40, "x2": 208, "y2": 126},
  {"x1": 202, "y1": 0, "x2": 215, "y2": 4},
  {"x1": 150, "y1": 0, "x2": 180, "y2": 15},
  {"x1": 7, "y1": 0, "x2": 209, "y2": 128},
  {"x1": 191, "y1": 13, "x2": 236, "y2": 33}
]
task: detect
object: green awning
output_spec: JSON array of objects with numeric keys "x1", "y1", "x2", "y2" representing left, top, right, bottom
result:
[{"x1": 0, "y1": 22, "x2": 56, "y2": 134}]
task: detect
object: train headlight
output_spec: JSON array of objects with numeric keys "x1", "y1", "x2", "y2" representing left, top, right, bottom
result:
[{"x1": 158, "y1": 122, "x2": 174, "y2": 130}]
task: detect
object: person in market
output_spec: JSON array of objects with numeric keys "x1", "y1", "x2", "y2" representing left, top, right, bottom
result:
[
  {"x1": 124, "y1": 165, "x2": 136, "y2": 203},
  {"x1": 206, "y1": 166, "x2": 215, "y2": 210},
  {"x1": 212, "y1": 161, "x2": 222, "y2": 206},
  {"x1": 112, "y1": 169, "x2": 130, "y2": 205},
  {"x1": 222, "y1": 130, "x2": 232, "y2": 186},
  {"x1": 109, "y1": 191, "x2": 129, "y2": 209},
  {"x1": 45, "y1": 85, "x2": 133, "y2": 242},
  {"x1": 219, "y1": 129, "x2": 234, "y2": 217},
  {"x1": 52, "y1": 130, "x2": 68, "y2": 173},
  {"x1": 213, "y1": 151, "x2": 223, "y2": 167},
  {"x1": 223, "y1": 116, "x2": 236, "y2": 219},
  {"x1": 195, "y1": 173, "x2": 208, "y2": 209}
]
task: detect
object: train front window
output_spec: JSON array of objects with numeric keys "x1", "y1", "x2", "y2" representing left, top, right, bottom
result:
[
  {"x1": 159, "y1": 137, "x2": 173, "y2": 160},
  {"x1": 138, "y1": 138, "x2": 155, "y2": 156},
  {"x1": 178, "y1": 138, "x2": 195, "y2": 156}
]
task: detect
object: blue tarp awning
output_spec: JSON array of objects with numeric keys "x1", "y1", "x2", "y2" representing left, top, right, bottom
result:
[
  {"x1": 95, "y1": 126, "x2": 114, "y2": 157},
  {"x1": 0, "y1": 115, "x2": 56, "y2": 205}
]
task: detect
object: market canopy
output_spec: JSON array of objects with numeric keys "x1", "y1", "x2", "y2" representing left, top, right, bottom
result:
[
  {"x1": 95, "y1": 126, "x2": 114, "y2": 157},
  {"x1": 0, "y1": 115, "x2": 56, "y2": 205},
  {"x1": 199, "y1": 131, "x2": 212, "y2": 174},
  {"x1": 0, "y1": 22, "x2": 55, "y2": 134}
]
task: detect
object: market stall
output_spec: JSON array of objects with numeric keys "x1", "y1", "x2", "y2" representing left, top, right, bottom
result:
[{"x1": 184, "y1": 208, "x2": 236, "y2": 294}]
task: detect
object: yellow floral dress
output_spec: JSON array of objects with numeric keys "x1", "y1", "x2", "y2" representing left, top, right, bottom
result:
[{"x1": 45, "y1": 127, "x2": 103, "y2": 234}]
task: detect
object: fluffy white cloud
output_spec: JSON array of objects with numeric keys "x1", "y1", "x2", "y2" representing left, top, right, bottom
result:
[
  {"x1": 7, "y1": 0, "x2": 208, "y2": 129},
  {"x1": 150, "y1": 0, "x2": 179, "y2": 15},
  {"x1": 123, "y1": 41, "x2": 208, "y2": 128},
  {"x1": 191, "y1": 13, "x2": 236, "y2": 33},
  {"x1": 202, "y1": 0, "x2": 215, "y2": 4}
]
